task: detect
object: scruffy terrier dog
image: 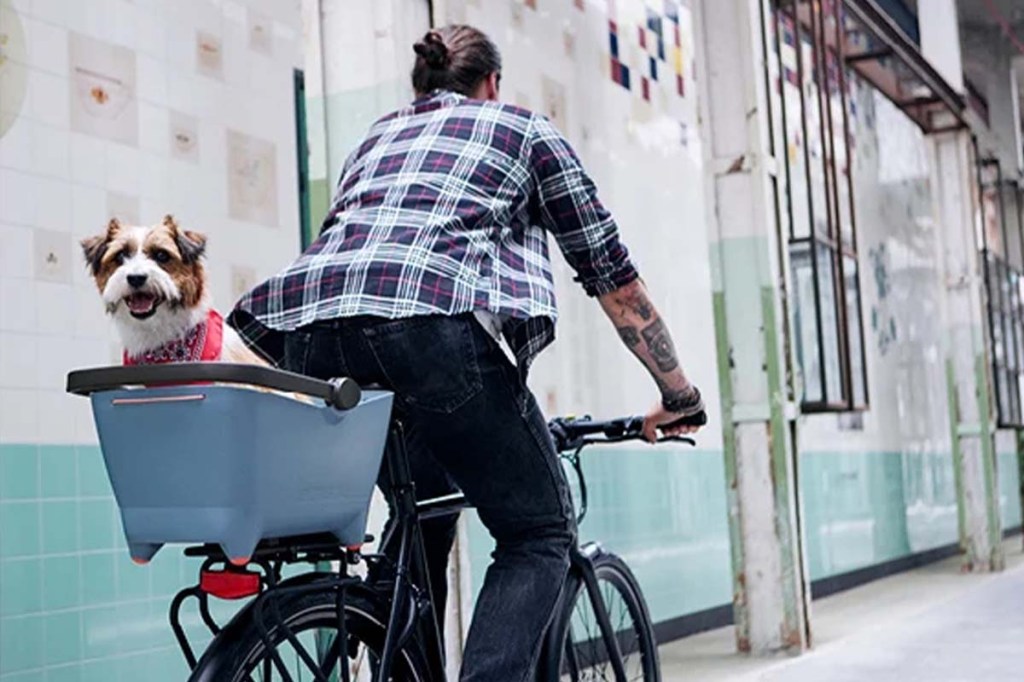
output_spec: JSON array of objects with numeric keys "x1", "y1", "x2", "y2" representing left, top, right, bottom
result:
[{"x1": 80, "y1": 215, "x2": 265, "y2": 366}]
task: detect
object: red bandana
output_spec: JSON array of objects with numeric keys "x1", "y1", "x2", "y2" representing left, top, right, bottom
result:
[{"x1": 123, "y1": 310, "x2": 224, "y2": 365}]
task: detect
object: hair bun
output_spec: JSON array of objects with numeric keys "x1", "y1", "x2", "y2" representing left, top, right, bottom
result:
[{"x1": 413, "y1": 30, "x2": 451, "y2": 70}]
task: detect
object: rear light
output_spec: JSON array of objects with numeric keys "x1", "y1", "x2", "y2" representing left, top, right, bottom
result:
[{"x1": 200, "y1": 568, "x2": 261, "y2": 600}]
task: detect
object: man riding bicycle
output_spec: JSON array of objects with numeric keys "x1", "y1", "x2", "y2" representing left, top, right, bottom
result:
[{"x1": 230, "y1": 24, "x2": 706, "y2": 682}]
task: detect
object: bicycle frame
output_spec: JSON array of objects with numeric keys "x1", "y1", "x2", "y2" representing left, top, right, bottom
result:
[{"x1": 171, "y1": 415, "x2": 679, "y2": 682}]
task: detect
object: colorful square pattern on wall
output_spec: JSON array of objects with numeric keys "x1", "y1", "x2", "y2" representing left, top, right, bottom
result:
[{"x1": 607, "y1": 0, "x2": 689, "y2": 103}]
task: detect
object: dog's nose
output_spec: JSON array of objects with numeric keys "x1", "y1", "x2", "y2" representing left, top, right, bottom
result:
[{"x1": 127, "y1": 274, "x2": 148, "y2": 289}]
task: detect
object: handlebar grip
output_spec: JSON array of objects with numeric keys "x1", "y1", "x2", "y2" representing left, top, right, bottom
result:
[{"x1": 659, "y1": 410, "x2": 707, "y2": 430}]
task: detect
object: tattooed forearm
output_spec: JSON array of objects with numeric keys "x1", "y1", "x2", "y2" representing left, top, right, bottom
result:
[
  {"x1": 612, "y1": 288, "x2": 654, "y2": 321},
  {"x1": 617, "y1": 326, "x2": 641, "y2": 348},
  {"x1": 641, "y1": 319, "x2": 678, "y2": 373},
  {"x1": 599, "y1": 279, "x2": 689, "y2": 397}
]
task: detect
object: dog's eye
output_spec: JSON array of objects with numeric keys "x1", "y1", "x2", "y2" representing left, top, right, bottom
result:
[
  {"x1": 152, "y1": 250, "x2": 171, "y2": 264},
  {"x1": 113, "y1": 251, "x2": 126, "y2": 265}
]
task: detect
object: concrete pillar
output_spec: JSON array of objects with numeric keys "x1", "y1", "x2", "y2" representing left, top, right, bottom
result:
[
  {"x1": 929, "y1": 129, "x2": 1005, "y2": 572},
  {"x1": 694, "y1": 0, "x2": 810, "y2": 654},
  {"x1": 921, "y1": 0, "x2": 1005, "y2": 573}
]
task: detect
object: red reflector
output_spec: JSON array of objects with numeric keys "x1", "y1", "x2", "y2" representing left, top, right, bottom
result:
[{"x1": 200, "y1": 569, "x2": 261, "y2": 600}]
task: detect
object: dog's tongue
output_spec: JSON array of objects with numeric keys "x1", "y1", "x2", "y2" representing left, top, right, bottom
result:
[{"x1": 126, "y1": 292, "x2": 157, "y2": 314}]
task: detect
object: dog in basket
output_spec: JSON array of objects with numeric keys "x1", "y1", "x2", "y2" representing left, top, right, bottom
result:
[{"x1": 80, "y1": 215, "x2": 265, "y2": 367}]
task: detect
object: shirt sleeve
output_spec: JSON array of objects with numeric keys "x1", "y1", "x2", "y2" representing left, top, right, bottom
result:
[{"x1": 527, "y1": 114, "x2": 639, "y2": 297}]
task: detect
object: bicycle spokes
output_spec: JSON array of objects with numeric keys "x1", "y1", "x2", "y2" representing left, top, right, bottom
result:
[{"x1": 561, "y1": 579, "x2": 647, "y2": 681}]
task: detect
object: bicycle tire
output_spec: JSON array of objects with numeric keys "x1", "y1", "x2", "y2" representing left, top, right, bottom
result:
[
  {"x1": 188, "y1": 580, "x2": 432, "y2": 682},
  {"x1": 541, "y1": 547, "x2": 661, "y2": 681}
]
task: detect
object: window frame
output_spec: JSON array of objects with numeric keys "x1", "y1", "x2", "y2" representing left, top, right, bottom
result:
[
  {"x1": 977, "y1": 154, "x2": 1024, "y2": 428},
  {"x1": 769, "y1": 0, "x2": 870, "y2": 413}
]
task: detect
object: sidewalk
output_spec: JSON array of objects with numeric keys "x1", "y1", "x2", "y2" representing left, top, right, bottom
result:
[{"x1": 659, "y1": 538, "x2": 1024, "y2": 681}]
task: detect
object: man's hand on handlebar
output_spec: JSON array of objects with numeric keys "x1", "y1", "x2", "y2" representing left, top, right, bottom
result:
[{"x1": 642, "y1": 383, "x2": 707, "y2": 442}]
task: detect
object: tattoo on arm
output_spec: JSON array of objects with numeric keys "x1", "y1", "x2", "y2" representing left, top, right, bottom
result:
[
  {"x1": 641, "y1": 319, "x2": 679, "y2": 373},
  {"x1": 617, "y1": 326, "x2": 641, "y2": 348},
  {"x1": 613, "y1": 289, "x2": 654, "y2": 321}
]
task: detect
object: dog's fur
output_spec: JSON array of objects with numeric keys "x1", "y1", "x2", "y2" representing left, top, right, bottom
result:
[{"x1": 80, "y1": 215, "x2": 265, "y2": 366}]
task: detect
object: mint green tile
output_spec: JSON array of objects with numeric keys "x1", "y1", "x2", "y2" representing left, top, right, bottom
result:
[
  {"x1": 0, "y1": 558, "x2": 42, "y2": 616},
  {"x1": 148, "y1": 552, "x2": 182, "y2": 598},
  {"x1": 39, "y1": 446, "x2": 77, "y2": 499},
  {"x1": 76, "y1": 448, "x2": 111, "y2": 498},
  {"x1": 41, "y1": 501, "x2": 78, "y2": 555},
  {"x1": 116, "y1": 600, "x2": 160, "y2": 652},
  {"x1": 0, "y1": 502, "x2": 41, "y2": 558},
  {"x1": 0, "y1": 671, "x2": 45, "y2": 682},
  {"x1": 77, "y1": 500, "x2": 114, "y2": 552},
  {"x1": 44, "y1": 665, "x2": 83, "y2": 682},
  {"x1": 42, "y1": 556, "x2": 81, "y2": 610},
  {"x1": 80, "y1": 553, "x2": 116, "y2": 607},
  {"x1": 81, "y1": 606, "x2": 119, "y2": 659},
  {"x1": 0, "y1": 613, "x2": 44, "y2": 673},
  {"x1": 117, "y1": 653, "x2": 154, "y2": 682},
  {"x1": 79, "y1": 659, "x2": 118, "y2": 682},
  {"x1": 0, "y1": 445, "x2": 39, "y2": 500},
  {"x1": 116, "y1": 561, "x2": 151, "y2": 602},
  {"x1": 44, "y1": 611, "x2": 82, "y2": 666}
]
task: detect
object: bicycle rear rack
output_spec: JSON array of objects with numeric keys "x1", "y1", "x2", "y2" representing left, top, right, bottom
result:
[{"x1": 169, "y1": 534, "x2": 362, "y2": 671}]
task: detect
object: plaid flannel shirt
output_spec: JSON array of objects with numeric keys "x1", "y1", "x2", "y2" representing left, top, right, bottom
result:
[{"x1": 230, "y1": 90, "x2": 638, "y2": 372}]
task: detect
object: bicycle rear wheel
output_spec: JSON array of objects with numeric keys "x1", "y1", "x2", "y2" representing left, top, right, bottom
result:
[
  {"x1": 544, "y1": 547, "x2": 660, "y2": 682},
  {"x1": 189, "y1": 581, "x2": 431, "y2": 682}
]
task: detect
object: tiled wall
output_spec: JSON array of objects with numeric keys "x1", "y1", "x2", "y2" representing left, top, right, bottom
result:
[{"x1": 0, "y1": 0, "x2": 303, "y2": 678}]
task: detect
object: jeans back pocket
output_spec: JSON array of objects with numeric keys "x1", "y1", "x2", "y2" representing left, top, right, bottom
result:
[{"x1": 363, "y1": 315, "x2": 483, "y2": 413}]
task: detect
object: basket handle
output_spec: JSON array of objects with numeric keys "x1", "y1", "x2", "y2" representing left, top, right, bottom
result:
[{"x1": 65, "y1": 363, "x2": 362, "y2": 410}]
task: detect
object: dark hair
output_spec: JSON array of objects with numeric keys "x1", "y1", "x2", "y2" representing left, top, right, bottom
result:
[{"x1": 411, "y1": 25, "x2": 501, "y2": 97}]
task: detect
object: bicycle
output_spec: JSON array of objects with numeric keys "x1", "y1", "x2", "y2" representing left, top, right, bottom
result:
[{"x1": 67, "y1": 362, "x2": 700, "y2": 681}]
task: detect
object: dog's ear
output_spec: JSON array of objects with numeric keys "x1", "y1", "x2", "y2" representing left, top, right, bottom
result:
[
  {"x1": 164, "y1": 215, "x2": 207, "y2": 264},
  {"x1": 80, "y1": 218, "x2": 121, "y2": 274}
]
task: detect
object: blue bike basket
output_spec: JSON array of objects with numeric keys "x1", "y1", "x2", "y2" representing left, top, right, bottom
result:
[{"x1": 86, "y1": 382, "x2": 393, "y2": 564}]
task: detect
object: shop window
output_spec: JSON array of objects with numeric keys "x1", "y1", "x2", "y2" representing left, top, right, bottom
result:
[
  {"x1": 978, "y1": 156, "x2": 1024, "y2": 427},
  {"x1": 767, "y1": 0, "x2": 869, "y2": 412}
]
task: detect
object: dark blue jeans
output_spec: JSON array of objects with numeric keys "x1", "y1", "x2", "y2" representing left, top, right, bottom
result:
[{"x1": 282, "y1": 313, "x2": 576, "y2": 681}]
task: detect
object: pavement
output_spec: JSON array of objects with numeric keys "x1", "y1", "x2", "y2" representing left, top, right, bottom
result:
[{"x1": 659, "y1": 538, "x2": 1024, "y2": 681}]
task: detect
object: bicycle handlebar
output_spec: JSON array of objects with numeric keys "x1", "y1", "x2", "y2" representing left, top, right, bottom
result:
[{"x1": 548, "y1": 415, "x2": 698, "y2": 452}]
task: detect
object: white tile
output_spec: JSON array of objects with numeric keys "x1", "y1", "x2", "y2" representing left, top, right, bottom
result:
[
  {"x1": 137, "y1": 101, "x2": 169, "y2": 155},
  {"x1": 69, "y1": 133, "x2": 107, "y2": 186},
  {"x1": 70, "y1": 183, "x2": 108, "y2": 238},
  {"x1": 0, "y1": 169, "x2": 38, "y2": 226},
  {"x1": 31, "y1": 123, "x2": 71, "y2": 179},
  {"x1": 73, "y1": 285, "x2": 108, "y2": 338},
  {"x1": 0, "y1": 115, "x2": 35, "y2": 172},
  {"x1": 8, "y1": 0, "x2": 32, "y2": 16},
  {"x1": 0, "y1": 277, "x2": 36, "y2": 332},
  {"x1": 0, "y1": 332, "x2": 39, "y2": 388},
  {"x1": 0, "y1": 388, "x2": 39, "y2": 444},
  {"x1": 106, "y1": 0, "x2": 138, "y2": 50},
  {"x1": 134, "y1": 5, "x2": 168, "y2": 59},
  {"x1": 33, "y1": 227, "x2": 73, "y2": 283},
  {"x1": 139, "y1": 152, "x2": 169, "y2": 200},
  {"x1": 33, "y1": 175, "x2": 73, "y2": 232},
  {"x1": 26, "y1": 16, "x2": 69, "y2": 77},
  {"x1": 35, "y1": 335, "x2": 76, "y2": 389},
  {"x1": 37, "y1": 390, "x2": 77, "y2": 444},
  {"x1": 33, "y1": 281, "x2": 74, "y2": 336},
  {"x1": 31, "y1": 0, "x2": 67, "y2": 27},
  {"x1": 136, "y1": 54, "x2": 169, "y2": 107},
  {"x1": 0, "y1": 223, "x2": 34, "y2": 278},
  {"x1": 30, "y1": 69, "x2": 71, "y2": 130},
  {"x1": 104, "y1": 143, "x2": 141, "y2": 195}
]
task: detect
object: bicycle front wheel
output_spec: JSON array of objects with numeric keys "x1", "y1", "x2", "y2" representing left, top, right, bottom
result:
[
  {"x1": 189, "y1": 581, "x2": 431, "y2": 682},
  {"x1": 544, "y1": 547, "x2": 660, "y2": 682}
]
